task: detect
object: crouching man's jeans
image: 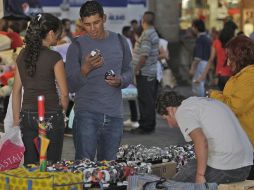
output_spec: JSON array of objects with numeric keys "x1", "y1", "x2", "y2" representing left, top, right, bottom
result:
[
  {"x1": 172, "y1": 159, "x2": 251, "y2": 184},
  {"x1": 73, "y1": 111, "x2": 123, "y2": 161}
]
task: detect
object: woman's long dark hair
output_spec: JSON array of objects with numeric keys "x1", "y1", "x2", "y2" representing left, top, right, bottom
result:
[{"x1": 24, "y1": 13, "x2": 62, "y2": 77}]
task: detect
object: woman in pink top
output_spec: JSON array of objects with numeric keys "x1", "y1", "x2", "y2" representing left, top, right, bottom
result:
[{"x1": 198, "y1": 27, "x2": 234, "y2": 90}]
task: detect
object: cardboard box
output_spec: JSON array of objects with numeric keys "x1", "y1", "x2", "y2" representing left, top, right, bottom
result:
[
  {"x1": 218, "y1": 180, "x2": 254, "y2": 190},
  {"x1": 151, "y1": 162, "x2": 177, "y2": 179}
]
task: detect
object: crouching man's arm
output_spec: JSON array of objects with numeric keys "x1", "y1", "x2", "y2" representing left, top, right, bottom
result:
[{"x1": 189, "y1": 128, "x2": 208, "y2": 184}]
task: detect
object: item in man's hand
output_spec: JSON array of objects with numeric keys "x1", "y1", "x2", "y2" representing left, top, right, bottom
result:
[
  {"x1": 90, "y1": 49, "x2": 101, "y2": 57},
  {"x1": 105, "y1": 70, "x2": 115, "y2": 80}
]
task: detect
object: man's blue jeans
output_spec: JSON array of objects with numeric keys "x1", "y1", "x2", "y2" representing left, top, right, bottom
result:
[
  {"x1": 192, "y1": 60, "x2": 207, "y2": 97},
  {"x1": 73, "y1": 111, "x2": 123, "y2": 161}
]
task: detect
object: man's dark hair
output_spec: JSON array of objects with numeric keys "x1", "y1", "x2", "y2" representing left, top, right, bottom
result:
[
  {"x1": 156, "y1": 91, "x2": 186, "y2": 116},
  {"x1": 219, "y1": 26, "x2": 235, "y2": 48},
  {"x1": 80, "y1": 1, "x2": 104, "y2": 19},
  {"x1": 130, "y1": 19, "x2": 138, "y2": 25},
  {"x1": 62, "y1": 18, "x2": 70, "y2": 25},
  {"x1": 192, "y1": 19, "x2": 205, "y2": 32},
  {"x1": 122, "y1": 26, "x2": 131, "y2": 36},
  {"x1": 224, "y1": 20, "x2": 238, "y2": 31},
  {"x1": 143, "y1": 11, "x2": 155, "y2": 26}
]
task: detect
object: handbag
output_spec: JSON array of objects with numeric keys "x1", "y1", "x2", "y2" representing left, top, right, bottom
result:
[{"x1": 0, "y1": 127, "x2": 25, "y2": 171}]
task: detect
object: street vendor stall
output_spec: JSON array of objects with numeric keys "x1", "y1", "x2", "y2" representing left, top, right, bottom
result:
[{"x1": 0, "y1": 94, "x2": 197, "y2": 190}]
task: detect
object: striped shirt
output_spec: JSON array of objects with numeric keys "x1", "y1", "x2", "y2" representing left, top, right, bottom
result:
[{"x1": 132, "y1": 27, "x2": 159, "y2": 77}]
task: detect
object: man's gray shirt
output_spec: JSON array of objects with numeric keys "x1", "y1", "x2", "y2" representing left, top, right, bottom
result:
[
  {"x1": 132, "y1": 27, "x2": 159, "y2": 77},
  {"x1": 65, "y1": 31, "x2": 133, "y2": 118}
]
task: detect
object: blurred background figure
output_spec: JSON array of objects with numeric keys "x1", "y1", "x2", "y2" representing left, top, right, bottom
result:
[
  {"x1": 198, "y1": 24, "x2": 236, "y2": 90},
  {"x1": 6, "y1": 20, "x2": 24, "y2": 49},
  {"x1": 0, "y1": 18, "x2": 8, "y2": 32},
  {"x1": 122, "y1": 26, "x2": 132, "y2": 52},
  {"x1": 130, "y1": 19, "x2": 139, "y2": 48},
  {"x1": 0, "y1": 18, "x2": 11, "y2": 50},
  {"x1": 189, "y1": 19, "x2": 211, "y2": 97},
  {"x1": 250, "y1": 31, "x2": 254, "y2": 40},
  {"x1": 210, "y1": 27, "x2": 219, "y2": 41},
  {"x1": 157, "y1": 31, "x2": 177, "y2": 89},
  {"x1": 57, "y1": 28, "x2": 72, "y2": 45},
  {"x1": 72, "y1": 19, "x2": 86, "y2": 37},
  {"x1": 4, "y1": 0, "x2": 42, "y2": 19},
  {"x1": 131, "y1": 11, "x2": 159, "y2": 134},
  {"x1": 122, "y1": 25, "x2": 139, "y2": 130},
  {"x1": 61, "y1": 18, "x2": 73, "y2": 41}
]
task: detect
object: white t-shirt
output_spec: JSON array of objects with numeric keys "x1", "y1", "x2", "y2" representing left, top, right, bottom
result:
[{"x1": 175, "y1": 97, "x2": 253, "y2": 170}]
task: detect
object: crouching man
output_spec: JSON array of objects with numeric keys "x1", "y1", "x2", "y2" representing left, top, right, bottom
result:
[{"x1": 156, "y1": 91, "x2": 253, "y2": 184}]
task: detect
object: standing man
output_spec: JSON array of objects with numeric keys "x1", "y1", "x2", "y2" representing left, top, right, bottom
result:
[
  {"x1": 189, "y1": 19, "x2": 211, "y2": 97},
  {"x1": 65, "y1": 1, "x2": 132, "y2": 161},
  {"x1": 157, "y1": 91, "x2": 253, "y2": 184},
  {"x1": 131, "y1": 11, "x2": 159, "y2": 134}
]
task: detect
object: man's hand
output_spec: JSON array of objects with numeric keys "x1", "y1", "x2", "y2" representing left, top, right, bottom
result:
[
  {"x1": 135, "y1": 65, "x2": 141, "y2": 76},
  {"x1": 80, "y1": 54, "x2": 103, "y2": 77},
  {"x1": 196, "y1": 173, "x2": 206, "y2": 184},
  {"x1": 207, "y1": 89, "x2": 219, "y2": 97},
  {"x1": 135, "y1": 56, "x2": 147, "y2": 76},
  {"x1": 197, "y1": 73, "x2": 206, "y2": 82},
  {"x1": 189, "y1": 68, "x2": 195, "y2": 76},
  {"x1": 105, "y1": 75, "x2": 121, "y2": 88},
  {"x1": 189, "y1": 59, "x2": 199, "y2": 76}
]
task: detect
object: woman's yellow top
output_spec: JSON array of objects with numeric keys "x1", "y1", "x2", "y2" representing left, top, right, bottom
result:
[{"x1": 210, "y1": 65, "x2": 254, "y2": 148}]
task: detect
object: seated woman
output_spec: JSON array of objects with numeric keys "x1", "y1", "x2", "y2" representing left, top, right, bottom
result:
[
  {"x1": 209, "y1": 35, "x2": 254, "y2": 147},
  {"x1": 209, "y1": 35, "x2": 254, "y2": 179}
]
